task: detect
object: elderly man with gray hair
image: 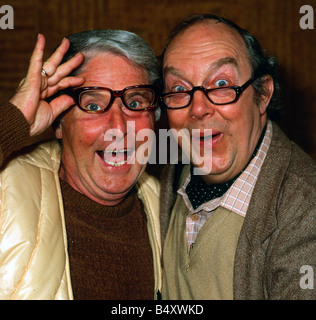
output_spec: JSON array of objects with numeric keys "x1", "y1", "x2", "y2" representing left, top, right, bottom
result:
[{"x1": 0, "y1": 30, "x2": 161, "y2": 300}]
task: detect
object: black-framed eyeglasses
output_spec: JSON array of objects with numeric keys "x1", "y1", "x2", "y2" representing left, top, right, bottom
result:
[
  {"x1": 161, "y1": 75, "x2": 260, "y2": 109},
  {"x1": 70, "y1": 85, "x2": 159, "y2": 113}
]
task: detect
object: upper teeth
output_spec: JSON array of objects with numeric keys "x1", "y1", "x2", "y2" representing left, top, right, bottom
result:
[
  {"x1": 102, "y1": 149, "x2": 131, "y2": 167},
  {"x1": 104, "y1": 149, "x2": 130, "y2": 154}
]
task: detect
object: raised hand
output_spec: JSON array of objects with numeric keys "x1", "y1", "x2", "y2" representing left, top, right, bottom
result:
[{"x1": 9, "y1": 34, "x2": 85, "y2": 137}]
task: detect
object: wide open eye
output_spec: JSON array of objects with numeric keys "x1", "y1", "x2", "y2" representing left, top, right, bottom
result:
[
  {"x1": 215, "y1": 79, "x2": 229, "y2": 87},
  {"x1": 124, "y1": 88, "x2": 155, "y2": 110},
  {"x1": 173, "y1": 85, "x2": 187, "y2": 92},
  {"x1": 85, "y1": 103, "x2": 102, "y2": 112},
  {"x1": 79, "y1": 90, "x2": 110, "y2": 113},
  {"x1": 127, "y1": 100, "x2": 140, "y2": 109}
]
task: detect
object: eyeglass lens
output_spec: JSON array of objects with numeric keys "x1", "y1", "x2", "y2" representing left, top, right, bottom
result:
[{"x1": 164, "y1": 87, "x2": 237, "y2": 108}]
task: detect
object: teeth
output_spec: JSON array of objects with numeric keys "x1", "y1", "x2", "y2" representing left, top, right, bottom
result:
[
  {"x1": 103, "y1": 149, "x2": 130, "y2": 154},
  {"x1": 104, "y1": 160, "x2": 127, "y2": 167},
  {"x1": 100, "y1": 149, "x2": 132, "y2": 167}
]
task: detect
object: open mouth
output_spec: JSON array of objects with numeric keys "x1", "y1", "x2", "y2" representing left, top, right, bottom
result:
[
  {"x1": 193, "y1": 130, "x2": 222, "y2": 141},
  {"x1": 207, "y1": 132, "x2": 221, "y2": 140},
  {"x1": 97, "y1": 149, "x2": 133, "y2": 167}
]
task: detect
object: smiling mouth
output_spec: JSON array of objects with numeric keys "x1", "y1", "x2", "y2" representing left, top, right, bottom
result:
[{"x1": 97, "y1": 149, "x2": 133, "y2": 167}]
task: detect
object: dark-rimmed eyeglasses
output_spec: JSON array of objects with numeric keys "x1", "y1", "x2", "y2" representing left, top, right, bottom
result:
[
  {"x1": 161, "y1": 75, "x2": 260, "y2": 109},
  {"x1": 70, "y1": 85, "x2": 159, "y2": 113}
]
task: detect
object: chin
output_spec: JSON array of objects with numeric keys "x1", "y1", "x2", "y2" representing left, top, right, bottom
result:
[{"x1": 100, "y1": 169, "x2": 144, "y2": 194}]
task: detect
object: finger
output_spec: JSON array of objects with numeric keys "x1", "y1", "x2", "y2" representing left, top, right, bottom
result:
[
  {"x1": 49, "y1": 94, "x2": 76, "y2": 119},
  {"x1": 47, "y1": 52, "x2": 84, "y2": 86},
  {"x1": 42, "y1": 76, "x2": 85, "y2": 99},
  {"x1": 24, "y1": 34, "x2": 45, "y2": 84},
  {"x1": 42, "y1": 37, "x2": 70, "y2": 76},
  {"x1": 10, "y1": 35, "x2": 46, "y2": 111}
]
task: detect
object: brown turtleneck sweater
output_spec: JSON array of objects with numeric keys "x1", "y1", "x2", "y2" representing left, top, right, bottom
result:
[
  {"x1": 0, "y1": 102, "x2": 154, "y2": 300},
  {"x1": 61, "y1": 181, "x2": 154, "y2": 300}
]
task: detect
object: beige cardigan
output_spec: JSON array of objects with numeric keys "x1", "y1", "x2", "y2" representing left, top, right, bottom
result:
[{"x1": 0, "y1": 141, "x2": 161, "y2": 299}]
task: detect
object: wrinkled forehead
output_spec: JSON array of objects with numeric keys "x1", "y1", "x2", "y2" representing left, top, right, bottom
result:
[{"x1": 78, "y1": 52, "x2": 150, "y2": 89}]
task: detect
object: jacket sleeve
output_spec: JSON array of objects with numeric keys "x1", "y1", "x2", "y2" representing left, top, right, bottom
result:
[
  {"x1": 265, "y1": 181, "x2": 316, "y2": 299},
  {"x1": 0, "y1": 102, "x2": 30, "y2": 167}
]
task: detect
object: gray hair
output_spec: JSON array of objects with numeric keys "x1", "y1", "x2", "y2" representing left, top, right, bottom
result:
[
  {"x1": 64, "y1": 29, "x2": 159, "y2": 84},
  {"x1": 54, "y1": 29, "x2": 160, "y2": 121}
]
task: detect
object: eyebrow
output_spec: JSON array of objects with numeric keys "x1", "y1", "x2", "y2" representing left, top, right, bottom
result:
[
  {"x1": 212, "y1": 57, "x2": 239, "y2": 71},
  {"x1": 163, "y1": 56, "x2": 240, "y2": 78}
]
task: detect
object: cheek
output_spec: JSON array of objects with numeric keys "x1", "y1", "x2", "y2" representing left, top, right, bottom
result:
[
  {"x1": 68, "y1": 110, "x2": 108, "y2": 139},
  {"x1": 80, "y1": 124, "x2": 105, "y2": 146},
  {"x1": 133, "y1": 114, "x2": 155, "y2": 133},
  {"x1": 62, "y1": 119, "x2": 105, "y2": 159},
  {"x1": 166, "y1": 110, "x2": 187, "y2": 129},
  {"x1": 132, "y1": 116, "x2": 156, "y2": 160},
  {"x1": 221, "y1": 101, "x2": 261, "y2": 153},
  {"x1": 219, "y1": 91, "x2": 258, "y2": 127}
]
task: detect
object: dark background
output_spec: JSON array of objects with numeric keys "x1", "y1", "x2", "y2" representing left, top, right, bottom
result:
[{"x1": 0, "y1": 0, "x2": 315, "y2": 160}]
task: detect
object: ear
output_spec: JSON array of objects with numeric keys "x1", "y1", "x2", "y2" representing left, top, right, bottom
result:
[{"x1": 259, "y1": 75, "x2": 274, "y2": 115}]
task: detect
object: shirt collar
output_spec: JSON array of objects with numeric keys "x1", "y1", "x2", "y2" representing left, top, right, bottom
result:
[{"x1": 178, "y1": 120, "x2": 273, "y2": 216}]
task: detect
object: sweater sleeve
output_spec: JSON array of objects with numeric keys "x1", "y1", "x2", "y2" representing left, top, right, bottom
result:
[{"x1": 0, "y1": 102, "x2": 30, "y2": 166}]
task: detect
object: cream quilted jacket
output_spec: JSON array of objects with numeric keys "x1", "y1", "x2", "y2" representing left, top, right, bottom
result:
[{"x1": 0, "y1": 140, "x2": 161, "y2": 299}]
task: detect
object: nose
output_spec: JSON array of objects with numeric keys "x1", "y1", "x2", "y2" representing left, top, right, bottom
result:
[
  {"x1": 189, "y1": 88, "x2": 215, "y2": 120},
  {"x1": 103, "y1": 100, "x2": 128, "y2": 141}
]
